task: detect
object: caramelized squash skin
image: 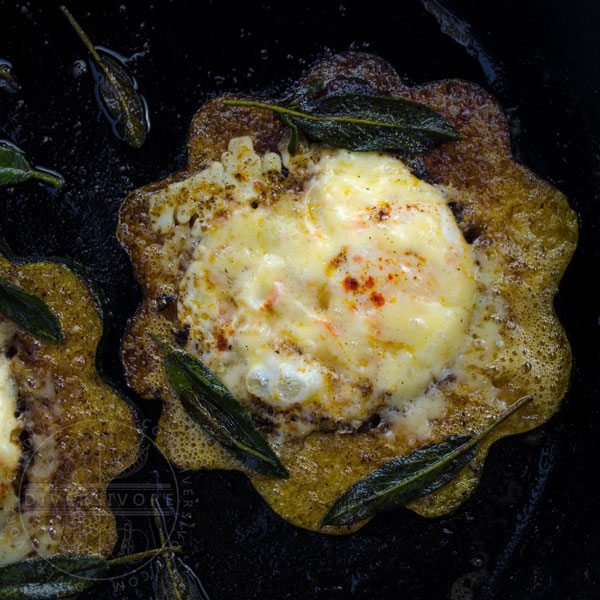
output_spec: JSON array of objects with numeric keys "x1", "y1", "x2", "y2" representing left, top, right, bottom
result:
[
  {"x1": 118, "y1": 52, "x2": 577, "y2": 533},
  {"x1": 0, "y1": 251, "x2": 140, "y2": 560}
]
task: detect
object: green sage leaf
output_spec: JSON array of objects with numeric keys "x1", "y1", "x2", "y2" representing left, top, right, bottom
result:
[
  {"x1": 288, "y1": 93, "x2": 464, "y2": 152},
  {"x1": 152, "y1": 496, "x2": 212, "y2": 600},
  {"x1": 156, "y1": 338, "x2": 289, "y2": 479},
  {"x1": 60, "y1": 5, "x2": 149, "y2": 148},
  {"x1": 280, "y1": 78, "x2": 327, "y2": 109},
  {"x1": 281, "y1": 114, "x2": 300, "y2": 154},
  {"x1": 223, "y1": 93, "x2": 464, "y2": 154},
  {"x1": 154, "y1": 559, "x2": 212, "y2": 600},
  {"x1": 0, "y1": 555, "x2": 105, "y2": 599},
  {"x1": 0, "y1": 144, "x2": 64, "y2": 188},
  {"x1": 0, "y1": 276, "x2": 65, "y2": 342},
  {"x1": 0, "y1": 60, "x2": 20, "y2": 93},
  {"x1": 320, "y1": 395, "x2": 533, "y2": 528},
  {"x1": 0, "y1": 547, "x2": 180, "y2": 600}
]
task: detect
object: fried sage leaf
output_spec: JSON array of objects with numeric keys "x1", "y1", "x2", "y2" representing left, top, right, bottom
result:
[
  {"x1": 152, "y1": 496, "x2": 212, "y2": 600},
  {"x1": 320, "y1": 395, "x2": 533, "y2": 528},
  {"x1": 278, "y1": 79, "x2": 325, "y2": 153},
  {"x1": 60, "y1": 5, "x2": 148, "y2": 148},
  {"x1": 0, "y1": 547, "x2": 181, "y2": 600},
  {"x1": 156, "y1": 339, "x2": 288, "y2": 478},
  {"x1": 0, "y1": 276, "x2": 65, "y2": 342},
  {"x1": 0, "y1": 144, "x2": 64, "y2": 188},
  {"x1": 223, "y1": 92, "x2": 464, "y2": 154},
  {"x1": 0, "y1": 60, "x2": 20, "y2": 93}
]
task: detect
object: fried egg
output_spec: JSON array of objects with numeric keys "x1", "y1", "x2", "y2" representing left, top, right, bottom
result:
[{"x1": 148, "y1": 136, "x2": 503, "y2": 439}]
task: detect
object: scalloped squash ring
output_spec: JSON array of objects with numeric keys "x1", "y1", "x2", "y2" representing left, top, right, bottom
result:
[{"x1": 118, "y1": 52, "x2": 577, "y2": 533}]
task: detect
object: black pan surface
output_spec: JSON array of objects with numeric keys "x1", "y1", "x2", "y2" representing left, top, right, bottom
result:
[{"x1": 1, "y1": 1, "x2": 598, "y2": 598}]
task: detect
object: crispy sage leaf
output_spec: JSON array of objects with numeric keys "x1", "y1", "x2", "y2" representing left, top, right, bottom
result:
[
  {"x1": 277, "y1": 79, "x2": 328, "y2": 154},
  {"x1": 223, "y1": 92, "x2": 464, "y2": 154},
  {"x1": 320, "y1": 395, "x2": 533, "y2": 528},
  {"x1": 152, "y1": 496, "x2": 212, "y2": 600},
  {"x1": 0, "y1": 276, "x2": 65, "y2": 342},
  {"x1": 281, "y1": 78, "x2": 327, "y2": 106},
  {"x1": 0, "y1": 144, "x2": 64, "y2": 188},
  {"x1": 156, "y1": 338, "x2": 288, "y2": 478},
  {"x1": 60, "y1": 5, "x2": 149, "y2": 148},
  {"x1": 0, "y1": 60, "x2": 20, "y2": 93},
  {"x1": 281, "y1": 114, "x2": 300, "y2": 154},
  {"x1": 0, "y1": 547, "x2": 181, "y2": 600}
]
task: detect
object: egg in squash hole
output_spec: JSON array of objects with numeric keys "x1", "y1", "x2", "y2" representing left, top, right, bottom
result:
[
  {"x1": 0, "y1": 253, "x2": 140, "y2": 564},
  {"x1": 173, "y1": 142, "x2": 478, "y2": 437},
  {"x1": 118, "y1": 52, "x2": 577, "y2": 533}
]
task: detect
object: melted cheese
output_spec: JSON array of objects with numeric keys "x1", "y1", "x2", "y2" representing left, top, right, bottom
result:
[
  {"x1": 154, "y1": 138, "x2": 478, "y2": 433},
  {"x1": 0, "y1": 356, "x2": 19, "y2": 471},
  {"x1": 0, "y1": 322, "x2": 19, "y2": 487},
  {"x1": 0, "y1": 320, "x2": 32, "y2": 566}
]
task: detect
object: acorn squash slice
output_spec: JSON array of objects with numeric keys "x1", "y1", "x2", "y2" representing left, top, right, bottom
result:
[
  {"x1": 0, "y1": 247, "x2": 140, "y2": 563},
  {"x1": 118, "y1": 52, "x2": 577, "y2": 533}
]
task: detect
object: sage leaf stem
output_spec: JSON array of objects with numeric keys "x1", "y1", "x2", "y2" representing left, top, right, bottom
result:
[
  {"x1": 0, "y1": 144, "x2": 64, "y2": 189},
  {"x1": 224, "y1": 99, "x2": 450, "y2": 131},
  {"x1": 319, "y1": 395, "x2": 533, "y2": 528},
  {"x1": 152, "y1": 496, "x2": 212, "y2": 600},
  {"x1": 105, "y1": 546, "x2": 182, "y2": 567},
  {"x1": 0, "y1": 276, "x2": 65, "y2": 343}
]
